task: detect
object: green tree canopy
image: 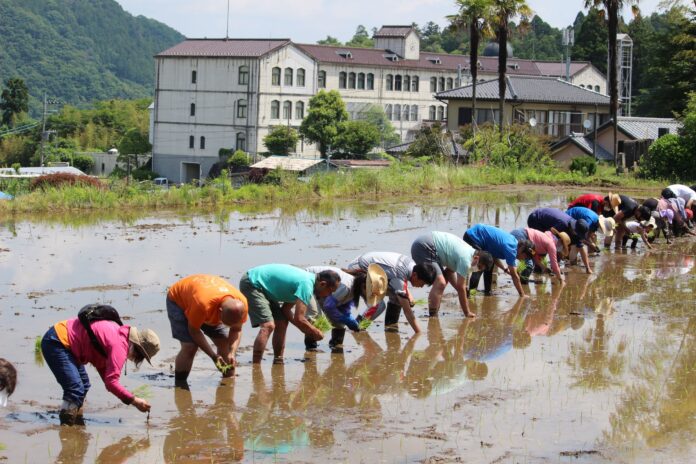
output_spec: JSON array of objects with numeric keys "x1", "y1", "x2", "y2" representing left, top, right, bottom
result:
[
  {"x1": 299, "y1": 90, "x2": 349, "y2": 157},
  {"x1": 317, "y1": 35, "x2": 342, "y2": 46},
  {"x1": 118, "y1": 128, "x2": 151, "y2": 155},
  {"x1": 263, "y1": 126, "x2": 299, "y2": 155},
  {"x1": 334, "y1": 120, "x2": 381, "y2": 156},
  {"x1": 1, "y1": 77, "x2": 29, "y2": 127},
  {"x1": 346, "y1": 25, "x2": 374, "y2": 48},
  {"x1": 360, "y1": 105, "x2": 400, "y2": 147},
  {"x1": 572, "y1": 7, "x2": 609, "y2": 74}
]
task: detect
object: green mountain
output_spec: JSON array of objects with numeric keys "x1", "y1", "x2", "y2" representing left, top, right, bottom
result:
[{"x1": 0, "y1": 0, "x2": 183, "y2": 111}]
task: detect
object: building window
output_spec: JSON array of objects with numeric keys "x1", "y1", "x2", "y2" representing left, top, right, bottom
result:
[
  {"x1": 189, "y1": 135, "x2": 194, "y2": 148},
  {"x1": 429, "y1": 105, "x2": 436, "y2": 120},
  {"x1": 237, "y1": 99, "x2": 247, "y2": 118},
  {"x1": 272, "y1": 67, "x2": 281, "y2": 86},
  {"x1": 394, "y1": 104, "x2": 401, "y2": 121},
  {"x1": 403, "y1": 104, "x2": 410, "y2": 121},
  {"x1": 357, "y1": 72, "x2": 365, "y2": 90},
  {"x1": 236, "y1": 132, "x2": 246, "y2": 151},
  {"x1": 437, "y1": 106, "x2": 445, "y2": 121},
  {"x1": 394, "y1": 75, "x2": 402, "y2": 91},
  {"x1": 438, "y1": 77, "x2": 445, "y2": 92},
  {"x1": 385, "y1": 104, "x2": 392, "y2": 120},
  {"x1": 404, "y1": 75, "x2": 410, "y2": 92},
  {"x1": 191, "y1": 70, "x2": 197, "y2": 84},
  {"x1": 297, "y1": 68, "x2": 305, "y2": 87},
  {"x1": 238, "y1": 65, "x2": 249, "y2": 85},
  {"x1": 412, "y1": 76, "x2": 419, "y2": 92},
  {"x1": 446, "y1": 78, "x2": 453, "y2": 90},
  {"x1": 348, "y1": 72, "x2": 356, "y2": 89},
  {"x1": 411, "y1": 105, "x2": 418, "y2": 121},
  {"x1": 284, "y1": 68, "x2": 293, "y2": 86},
  {"x1": 580, "y1": 84, "x2": 585, "y2": 88},
  {"x1": 339, "y1": 71, "x2": 347, "y2": 89},
  {"x1": 295, "y1": 101, "x2": 305, "y2": 119},
  {"x1": 271, "y1": 100, "x2": 280, "y2": 119},
  {"x1": 386, "y1": 74, "x2": 393, "y2": 91},
  {"x1": 367, "y1": 73, "x2": 374, "y2": 90},
  {"x1": 200, "y1": 136, "x2": 205, "y2": 149},
  {"x1": 595, "y1": 85, "x2": 600, "y2": 92},
  {"x1": 430, "y1": 77, "x2": 437, "y2": 93},
  {"x1": 318, "y1": 70, "x2": 326, "y2": 88},
  {"x1": 283, "y1": 100, "x2": 292, "y2": 120},
  {"x1": 189, "y1": 103, "x2": 196, "y2": 117}
]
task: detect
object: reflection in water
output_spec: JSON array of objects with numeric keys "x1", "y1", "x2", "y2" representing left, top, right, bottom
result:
[
  {"x1": 163, "y1": 383, "x2": 243, "y2": 463},
  {"x1": 54, "y1": 425, "x2": 149, "y2": 464}
]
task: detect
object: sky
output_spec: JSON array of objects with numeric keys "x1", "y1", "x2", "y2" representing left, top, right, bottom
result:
[{"x1": 115, "y1": 0, "x2": 666, "y2": 43}]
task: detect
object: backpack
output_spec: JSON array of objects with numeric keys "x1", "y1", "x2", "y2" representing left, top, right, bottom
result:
[{"x1": 77, "y1": 304, "x2": 123, "y2": 357}]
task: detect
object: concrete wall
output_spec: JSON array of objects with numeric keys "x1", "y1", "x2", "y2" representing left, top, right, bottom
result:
[
  {"x1": 552, "y1": 145, "x2": 592, "y2": 168},
  {"x1": 572, "y1": 66, "x2": 607, "y2": 95}
]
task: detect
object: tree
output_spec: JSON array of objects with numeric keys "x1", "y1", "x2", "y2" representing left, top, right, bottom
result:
[
  {"x1": 572, "y1": 8, "x2": 610, "y2": 74},
  {"x1": 0, "y1": 77, "x2": 29, "y2": 127},
  {"x1": 118, "y1": 128, "x2": 151, "y2": 155},
  {"x1": 299, "y1": 90, "x2": 349, "y2": 158},
  {"x1": 263, "y1": 126, "x2": 299, "y2": 155},
  {"x1": 491, "y1": 0, "x2": 533, "y2": 129},
  {"x1": 346, "y1": 25, "x2": 374, "y2": 48},
  {"x1": 317, "y1": 36, "x2": 342, "y2": 46},
  {"x1": 405, "y1": 124, "x2": 451, "y2": 161},
  {"x1": 334, "y1": 120, "x2": 381, "y2": 156},
  {"x1": 419, "y1": 22, "x2": 446, "y2": 52},
  {"x1": 360, "y1": 105, "x2": 400, "y2": 147},
  {"x1": 448, "y1": 0, "x2": 495, "y2": 135},
  {"x1": 584, "y1": 0, "x2": 640, "y2": 166}
]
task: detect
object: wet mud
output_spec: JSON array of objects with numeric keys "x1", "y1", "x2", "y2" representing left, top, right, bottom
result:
[{"x1": 1, "y1": 188, "x2": 695, "y2": 463}]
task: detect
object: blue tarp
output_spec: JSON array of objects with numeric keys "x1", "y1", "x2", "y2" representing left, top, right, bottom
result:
[{"x1": 0, "y1": 192, "x2": 13, "y2": 200}]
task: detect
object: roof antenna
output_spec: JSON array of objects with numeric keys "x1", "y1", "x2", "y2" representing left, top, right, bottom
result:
[{"x1": 225, "y1": 0, "x2": 230, "y2": 40}]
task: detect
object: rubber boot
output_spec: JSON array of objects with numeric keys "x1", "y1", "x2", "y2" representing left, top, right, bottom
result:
[
  {"x1": 305, "y1": 335, "x2": 319, "y2": 352},
  {"x1": 59, "y1": 400, "x2": 81, "y2": 426},
  {"x1": 384, "y1": 302, "x2": 401, "y2": 332},
  {"x1": 174, "y1": 371, "x2": 190, "y2": 390},
  {"x1": 328, "y1": 328, "x2": 346, "y2": 354}
]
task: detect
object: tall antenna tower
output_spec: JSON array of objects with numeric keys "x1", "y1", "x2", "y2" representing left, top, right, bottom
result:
[
  {"x1": 615, "y1": 33, "x2": 633, "y2": 116},
  {"x1": 562, "y1": 26, "x2": 574, "y2": 82}
]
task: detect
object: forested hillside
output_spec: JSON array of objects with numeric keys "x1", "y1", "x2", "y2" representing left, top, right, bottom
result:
[{"x1": 0, "y1": 0, "x2": 183, "y2": 111}]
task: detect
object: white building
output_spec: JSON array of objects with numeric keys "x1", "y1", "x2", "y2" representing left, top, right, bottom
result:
[{"x1": 152, "y1": 25, "x2": 607, "y2": 183}]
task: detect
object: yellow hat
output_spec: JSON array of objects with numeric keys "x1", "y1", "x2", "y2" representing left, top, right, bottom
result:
[
  {"x1": 608, "y1": 193, "x2": 621, "y2": 214},
  {"x1": 600, "y1": 216, "x2": 616, "y2": 237},
  {"x1": 551, "y1": 227, "x2": 571, "y2": 258},
  {"x1": 366, "y1": 264, "x2": 388, "y2": 307}
]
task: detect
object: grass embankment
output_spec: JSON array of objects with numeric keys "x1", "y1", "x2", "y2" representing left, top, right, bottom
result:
[{"x1": 0, "y1": 164, "x2": 663, "y2": 214}]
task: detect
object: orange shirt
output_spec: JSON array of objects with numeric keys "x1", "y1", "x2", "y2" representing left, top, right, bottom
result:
[
  {"x1": 167, "y1": 274, "x2": 248, "y2": 329},
  {"x1": 54, "y1": 320, "x2": 70, "y2": 347}
]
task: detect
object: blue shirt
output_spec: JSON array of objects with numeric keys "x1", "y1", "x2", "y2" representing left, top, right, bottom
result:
[
  {"x1": 465, "y1": 224, "x2": 518, "y2": 266},
  {"x1": 566, "y1": 207, "x2": 599, "y2": 232},
  {"x1": 247, "y1": 264, "x2": 316, "y2": 305}
]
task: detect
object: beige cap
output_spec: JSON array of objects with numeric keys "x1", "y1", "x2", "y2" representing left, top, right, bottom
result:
[
  {"x1": 366, "y1": 264, "x2": 388, "y2": 307},
  {"x1": 608, "y1": 193, "x2": 621, "y2": 214},
  {"x1": 551, "y1": 227, "x2": 571, "y2": 258},
  {"x1": 129, "y1": 327, "x2": 160, "y2": 365},
  {"x1": 600, "y1": 216, "x2": 616, "y2": 238}
]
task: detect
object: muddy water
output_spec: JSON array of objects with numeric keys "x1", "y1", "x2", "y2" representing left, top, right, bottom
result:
[{"x1": 1, "y1": 189, "x2": 695, "y2": 463}]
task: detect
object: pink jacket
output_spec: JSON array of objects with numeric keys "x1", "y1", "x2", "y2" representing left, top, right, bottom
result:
[
  {"x1": 525, "y1": 228, "x2": 561, "y2": 277},
  {"x1": 66, "y1": 318, "x2": 134, "y2": 404}
]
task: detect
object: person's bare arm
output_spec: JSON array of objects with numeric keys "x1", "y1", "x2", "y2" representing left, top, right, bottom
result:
[
  {"x1": 188, "y1": 324, "x2": 223, "y2": 367},
  {"x1": 292, "y1": 300, "x2": 323, "y2": 341},
  {"x1": 640, "y1": 229, "x2": 653, "y2": 249},
  {"x1": 579, "y1": 246, "x2": 593, "y2": 273},
  {"x1": 508, "y1": 266, "x2": 527, "y2": 297},
  {"x1": 226, "y1": 322, "x2": 243, "y2": 365},
  {"x1": 453, "y1": 274, "x2": 475, "y2": 317},
  {"x1": 399, "y1": 295, "x2": 421, "y2": 333}
]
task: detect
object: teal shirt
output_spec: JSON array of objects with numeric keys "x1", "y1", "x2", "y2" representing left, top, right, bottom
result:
[
  {"x1": 432, "y1": 231, "x2": 475, "y2": 276},
  {"x1": 247, "y1": 264, "x2": 316, "y2": 305}
]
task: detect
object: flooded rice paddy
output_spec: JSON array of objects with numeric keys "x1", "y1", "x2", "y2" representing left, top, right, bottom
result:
[{"x1": 1, "y1": 188, "x2": 695, "y2": 463}]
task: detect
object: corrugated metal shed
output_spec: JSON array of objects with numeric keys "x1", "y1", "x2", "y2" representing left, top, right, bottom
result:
[
  {"x1": 551, "y1": 134, "x2": 613, "y2": 161},
  {"x1": 250, "y1": 156, "x2": 324, "y2": 172},
  {"x1": 618, "y1": 117, "x2": 681, "y2": 140}
]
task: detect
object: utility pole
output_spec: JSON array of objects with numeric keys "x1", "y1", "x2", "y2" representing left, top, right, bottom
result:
[
  {"x1": 562, "y1": 26, "x2": 574, "y2": 82},
  {"x1": 39, "y1": 93, "x2": 60, "y2": 167}
]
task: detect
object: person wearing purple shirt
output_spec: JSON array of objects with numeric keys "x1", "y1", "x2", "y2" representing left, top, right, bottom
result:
[
  {"x1": 463, "y1": 224, "x2": 533, "y2": 298},
  {"x1": 527, "y1": 208, "x2": 593, "y2": 274}
]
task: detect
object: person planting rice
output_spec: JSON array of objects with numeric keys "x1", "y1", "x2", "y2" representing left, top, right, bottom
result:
[
  {"x1": 166, "y1": 274, "x2": 248, "y2": 387},
  {"x1": 0, "y1": 358, "x2": 17, "y2": 407},
  {"x1": 621, "y1": 218, "x2": 656, "y2": 249},
  {"x1": 602, "y1": 194, "x2": 651, "y2": 249},
  {"x1": 40, "y1": 304, "x2": 160, "y2": 425},
  {"x1": 344, "y1": 252, "x2": 437, "y2": 333},
  {"x1": 664, "y1": 184, "x2": 696, "y2": 213},
  {"x1": 240, "y1": 264, "x2": 339, "y2": 364},
  {"x1": 527, "y1": 208, "x2": 593, "y2": 274},
  {"x1": 510, "y1": 227, "x2": 569, "y2": 284},
  {"x1": 565, "y1": 206, "x2": 615, "y2": 250},
  {"x1": 568, "y1": 193, "x2": 611, "y2": 215},
  {"x1": 463, "y1": 224, "x2": 533, "y2": 297},
  {"x1": 305, "y1": 264, "x2": 387, "y2": 353},
  {"x1": 410, "y1": 231, "x2": 494, "y2": 318}
]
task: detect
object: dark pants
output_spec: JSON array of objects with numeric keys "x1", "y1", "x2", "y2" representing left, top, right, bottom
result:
[
  {"x1": 510, "y1": 228, "x2": 533, "y2": 282},
  {"x1": 464, "y1": 231, "x2": 494, "y2": 293},
  {"x1": 41, "y1": 326, "x2": 91, "y2": 407}
]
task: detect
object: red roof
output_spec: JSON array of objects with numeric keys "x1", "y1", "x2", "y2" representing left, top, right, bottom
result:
[{"x1": 156, "y1": 39, "x2": 291, "y2": 57}]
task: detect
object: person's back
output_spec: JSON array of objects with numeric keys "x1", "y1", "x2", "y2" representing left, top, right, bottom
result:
[
  {"x1": 247, "y1": 264, "x2": 315, "y2": 304},
  {"x1": 347, "y1": 252, "x2": 413, "y2": 282}
]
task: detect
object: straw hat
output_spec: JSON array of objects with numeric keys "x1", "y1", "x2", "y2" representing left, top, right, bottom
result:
[
  {"x1": 641, "y1": 217, "x2": 657, "y2": 229},
  {"x1": 607, "y1": 193, "x2": 621, "y2": 214},
  {"x1": 366, "y1": 264, "x2": 388, "y2": 307},
  {"x1": 129, "y1": 327, "x2": 160, "y2": 365},
  {"x1": 551, "y1": 227, "x2": 571, "y2": 257},
  {"x1": 600, "y1": 216, "x2": 616, "y2": 237}
]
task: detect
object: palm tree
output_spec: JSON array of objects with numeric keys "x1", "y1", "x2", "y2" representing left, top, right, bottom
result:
[
  {"x1": 491, "y1": 0, "x2": 532, "y2": 129},
  {"x1": 585, "y1": 0, "x2": 639, "y2": 167},
  {"x1": 447, "y1": 0, "x2": 494, "y2": 134}
]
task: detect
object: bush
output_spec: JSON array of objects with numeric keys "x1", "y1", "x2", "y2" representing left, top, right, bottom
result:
[
  {"x1": 640, "y1": 134, "x2": 689, "y2": 180},
  {"x1": 30, "y1": 173, "x2": 103, "y2": 191},
  {"x1": 465, "y1": 125, "x2": 552, "y2": 168},
  {"x1": 569, "y1": 156, "x2": 597, "y2": 175},
  {"x1": 131, "y1": 168, "x2": 159, "y2": 181},
  {"x1": 228, "y1": 150, "x2": 251, "y2": 169},
  {"x1": 263, "y1": 126, "x2": 298, "y2": 155},
  {"x1": 69, "y1": 154, "x2": 95, "y2": 173}
]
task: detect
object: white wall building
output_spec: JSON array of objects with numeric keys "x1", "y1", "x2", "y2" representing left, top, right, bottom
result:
[{"x1": 152, "y1": 26, "x2": 607, "y2": 183}]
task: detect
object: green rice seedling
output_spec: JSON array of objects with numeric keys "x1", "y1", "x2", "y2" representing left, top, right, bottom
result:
[
  {"x1": 132, "y1": 385, "x2": 153, "y2": 399},
  {"x1": 215, "y1": 359, "x2": 234, "y2": 375},
  {"x1": 34, "y1": 336, "x2": 44, "y2": 366},
  {"x1": 0, "y1": 443, "x2": 5, "y2": 451},
  {"x1": 358, "y1": 318, "x2": 372, "y2": 330},
  {"x1": 312, "y1": 314, "x2": 333, "y2": 333},
  {"x1": 34, "y1": 336, "x2": 41, "y2": 353},
  {"x1": 413, "y1": 298, "x2": 426, "y2": 306}
]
